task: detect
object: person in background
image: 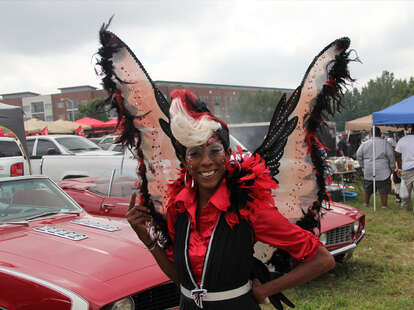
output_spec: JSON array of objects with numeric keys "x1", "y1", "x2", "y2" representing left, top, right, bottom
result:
[
  {"x1": 395, "y1": 125, "x2": 414, "y2": 211},
  {"x1": 386, "y1": 133, "x2": 402, "y2": 203},
  {"x1": 337, "y1": 133, "x2": 350, "y2": 157},
  {"x1": 356, "y1": 127, "x2": 395, "y2": 209}
]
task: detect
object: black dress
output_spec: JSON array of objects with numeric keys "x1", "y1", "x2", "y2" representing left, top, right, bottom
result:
[{"x1": 173, "y1": 212, "x2": 260, "y2": 310}]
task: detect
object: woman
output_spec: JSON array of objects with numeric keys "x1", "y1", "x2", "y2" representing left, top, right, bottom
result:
[{"x1": 126, "y1": 90, "x2": 335, "y2": 309}]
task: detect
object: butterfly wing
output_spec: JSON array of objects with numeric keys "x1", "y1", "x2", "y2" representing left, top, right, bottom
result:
[
  {"x1": 254, "y1": 37, "x2": 355, "y2": 269},
  {"x1": 96, "y1": 21, "x2": 182, "y2": 247}
]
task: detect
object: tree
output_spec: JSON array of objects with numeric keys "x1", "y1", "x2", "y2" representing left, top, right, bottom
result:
[
  {"x1": 227, "y1": 90, "x2": 284, "y2": 123},
  {"x1": 76, "y1": 98, "x2": 109, "y2": 121},
  {"x1": 330, "y1": 71, "x2": 414, "y2": 131}
]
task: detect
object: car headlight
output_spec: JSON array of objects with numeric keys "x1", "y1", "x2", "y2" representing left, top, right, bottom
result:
[
  {"x1": 319, "y1": 232, "x2": 327, "y2": 245},
  {"x1": 353, "y1": 220, "x2": 360, "y2": 233},
  {"x1": 109, "y1": 297, "x2": 134, "y2": 310}
]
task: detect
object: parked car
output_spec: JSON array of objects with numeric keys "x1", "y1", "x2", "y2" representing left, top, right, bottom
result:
[
  {"x1": 61, "y1": 174, "x2": 365, "y2": 263},
  {"x1": 95, "y1": 135, "x2": 119, "y2": 150},
  {"x1": 26, "y1": 135, "x2": 120, "y2": 157},
  {"x1": 25, "y1": 135, "x2": 132, "y2": 181},
  {"x1": 0, "y1": 175, "x2": 179, "y2": 309},
  {"x1": 0, "y1": 137, "x2": 29, "y2": 177}
]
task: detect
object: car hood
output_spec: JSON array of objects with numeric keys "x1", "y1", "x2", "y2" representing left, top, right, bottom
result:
[
  {"x1": 1, "y1": 214, "x2": 155, "y2": 282},
  {"x1": 320, "y1": 202, "x2": 363, "y2": 233},
  {"x1": 0, "y1": 213, "x2": 169, "y2": 304}
]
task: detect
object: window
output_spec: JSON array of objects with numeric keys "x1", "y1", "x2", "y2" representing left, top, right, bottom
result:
[
  {"x1": 46, "y1": 116, "x2": 53, "y2": 122},
  {"x1": 37, "y1": 140, "x2": 60, "y2": 156},
  {"x1": 57, "y1": 102, "x2": 64, "y2": 109},
  {"x1": 67, "y1": 111, "x2": 75, "y2": 121},
  {"x1": 32, "y1": 114, "x2": 45, "y2": 121},
  {"x1": 0, "y1": 141, "x2": 22, "y2": 157},
  {"x1": 31, "y1": 102, "x2": 44, "y2": 113},
  {"x1": 113, "y1": 144, "x2": 123, "y2": 152},
  {"x1": 55, "y1": 136, "x2": 100, "y2": 153},
  {"x1": 26, "y1": 140, "x2": 35, "y2": 156},
  {"x1": 214, "y1": 104, "x2": 222, "y2": 117},
  {"x1": 80, "y1": 99, "x2": 88, "y2": 105}
]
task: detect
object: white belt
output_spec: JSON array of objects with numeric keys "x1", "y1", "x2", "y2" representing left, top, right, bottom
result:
[{"x1": 180, "y1": 280, "x2": 252, "y2": 307}]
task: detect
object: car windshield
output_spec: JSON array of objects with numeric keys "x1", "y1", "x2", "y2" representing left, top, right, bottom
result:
[
  {"x1": 0, "y1": 178, "x2": 81, "y2": 223},
  {"x1": 55, "y1": 137, "x2": 101, "y2": 153},
  {"x1": 89, "y1": 170, "x2": 137, "y2": 198}
]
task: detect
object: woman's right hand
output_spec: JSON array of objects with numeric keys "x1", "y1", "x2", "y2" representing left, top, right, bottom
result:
[{"x1": 126, "y1": 192, "x2": 153, "y2": 246}]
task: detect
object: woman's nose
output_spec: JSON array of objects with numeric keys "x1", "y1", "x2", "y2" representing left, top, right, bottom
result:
[{"x1": 199, "y1": 151, "x2": 213, "y2": 165}]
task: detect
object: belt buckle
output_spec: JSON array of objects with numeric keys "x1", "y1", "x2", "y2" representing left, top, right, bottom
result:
[{"x1": 191, "y1": 288, "x2": 207, "y2": 308}]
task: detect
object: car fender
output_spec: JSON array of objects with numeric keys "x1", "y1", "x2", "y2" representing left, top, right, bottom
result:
[{"x1": 0, "y1": 267, "x2": 88, "y2": 310}]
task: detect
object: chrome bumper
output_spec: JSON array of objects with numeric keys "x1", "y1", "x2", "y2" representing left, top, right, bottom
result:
[{"x1": 330, "y1": 229, "x2": 366, "y2": 256}]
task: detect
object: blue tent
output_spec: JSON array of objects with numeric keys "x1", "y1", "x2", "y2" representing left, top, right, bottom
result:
[{"x1": 373, "y1": 95, "x2": 414, "y2": 126}]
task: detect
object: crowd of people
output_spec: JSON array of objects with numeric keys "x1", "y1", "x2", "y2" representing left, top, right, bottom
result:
[{"x1": 337, "y1": 126, "x2": 414, "y2": 211}]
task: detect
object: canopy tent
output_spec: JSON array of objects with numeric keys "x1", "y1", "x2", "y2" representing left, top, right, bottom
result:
[
  {"x1": 0, "y1": 102, "x2": 31, "y2": 173},
  {"x1": 75, "y1": 117, "x2": 105, "y2": 128},
  {"x1": 48, "y1": 119, "x2": 91, "y2": 134},
  {"x1": 373, "y1": 94, "x2": 414, "y2": 126},
  {"x1": 24, "y1": 118, "x2": 48, "y2": 134},
  {"x1": 345, "y1": 114, "x2": 401, "y2": 132},
  {"x1": 370, "y1": 95, "x2": 414, "y2": 213},
  {"x1": 102, "y1": 117, "x2": 118, "y2": 127}
]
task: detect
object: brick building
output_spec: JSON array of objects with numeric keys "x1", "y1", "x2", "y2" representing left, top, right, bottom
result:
[
  {"x1": 155, "y1": 81, "x2": 293, "y2": 122},
  {"x1": 0, "y1": 81, "x2": 293, "y2": 123}
]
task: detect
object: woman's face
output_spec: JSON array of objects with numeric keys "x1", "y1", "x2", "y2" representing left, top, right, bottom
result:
[{"x1": 185, "y1": 139, "x2": 229, "y2": 194}]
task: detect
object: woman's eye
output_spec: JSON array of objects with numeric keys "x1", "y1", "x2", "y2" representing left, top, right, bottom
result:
[{"x1": 188, "y1": 149, "x2": 202, "y2": 157}]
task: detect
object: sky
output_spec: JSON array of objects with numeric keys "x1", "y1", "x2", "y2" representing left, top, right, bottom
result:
[{"x1": 1, "y1": 0, "x2": 414, "y2": 96}]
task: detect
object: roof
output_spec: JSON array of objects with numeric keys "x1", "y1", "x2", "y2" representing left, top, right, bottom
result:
[
  {"x1": 373, "y1": 95, "x2": 414, "y2": 126},
  {"x1": 58, "y1": 86, "x2": 97, "y2": 93},
  {"x1": 154, "y1": 80, "x2": 294, "y2": 93},
  {"x1": 0, "y1": 92, "x2": 40, "y2": 99}
]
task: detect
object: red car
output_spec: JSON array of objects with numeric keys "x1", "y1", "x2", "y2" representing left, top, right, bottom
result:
[
  {"x1": 60, "y1": 175, "x2": 365, "y2": 263},
  {"x1": 0, "y1": 176, "x2": 179, "y2": 309}
]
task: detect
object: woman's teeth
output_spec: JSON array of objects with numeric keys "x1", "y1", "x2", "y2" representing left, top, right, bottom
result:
[{"x1": 201, "y1": 170, "x2": 215, "y2": 177}]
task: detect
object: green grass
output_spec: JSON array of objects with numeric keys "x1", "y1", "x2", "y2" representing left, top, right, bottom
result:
[{"x1": 262, "y1": 180, "x2": 414, "y2": 310}]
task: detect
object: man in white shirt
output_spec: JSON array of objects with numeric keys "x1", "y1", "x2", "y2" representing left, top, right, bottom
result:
[
  {"x1": 395, "y1": 125, "x2": 414, "y2": 211},
  {"x1": 356, "y1": 127, "x2": 395, "y2": 209},
  {"x1": 387, "y1": 134, "x2": 401, "y2": 203}
]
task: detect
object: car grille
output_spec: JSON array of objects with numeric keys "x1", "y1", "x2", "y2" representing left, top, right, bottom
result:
[
  {"x1": 326, "y1": 224, "x2": 353, "y2": 246},
  {"x1": 132, "y1": 283, "x2": 180, "y2": 310}
]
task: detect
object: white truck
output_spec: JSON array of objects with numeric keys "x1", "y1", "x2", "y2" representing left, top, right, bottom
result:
[
  {"x1": 25, "y1": 135, "x2": 137, "y2": 182},
  {"x1": 0, "y1": 137, "x2": 29, "y2": 177}
]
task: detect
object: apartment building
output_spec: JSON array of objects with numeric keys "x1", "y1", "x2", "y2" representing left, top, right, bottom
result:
[{"x1": 1, "y1": 82, "x2": 293, "y2": 122}]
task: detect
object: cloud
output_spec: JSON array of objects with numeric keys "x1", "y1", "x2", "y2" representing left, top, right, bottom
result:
[{"x1": 1, "y1": 0, "x2": 414, "y2": 95}]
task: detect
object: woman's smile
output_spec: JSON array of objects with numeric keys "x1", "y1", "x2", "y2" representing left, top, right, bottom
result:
[{"x1": 199, "y1": 170, "x2": 217, "y2": 178}]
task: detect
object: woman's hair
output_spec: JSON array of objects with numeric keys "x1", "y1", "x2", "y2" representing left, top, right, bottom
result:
[{"x1": 169, "y1": 89, "x2": 230, "y2": 157}]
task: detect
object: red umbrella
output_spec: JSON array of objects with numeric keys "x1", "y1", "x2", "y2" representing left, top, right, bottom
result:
[
  {"x1": 102, "y1": 117, "x2": 118, "y2": 128},
  {"x1": 75, "y1": 117, "x2": 105, "y2": 128}
]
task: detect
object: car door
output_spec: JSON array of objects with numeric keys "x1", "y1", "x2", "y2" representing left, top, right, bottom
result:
[
  {"x1": 31, "y1": 139, "x2": 62, "y2": 175},
  {"x1": 98, "y1": 176, "x2": 136, "y2": 217}
]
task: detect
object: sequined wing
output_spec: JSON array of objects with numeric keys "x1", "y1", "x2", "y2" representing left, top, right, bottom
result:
[
  {"x1": 253, "y1": 38, "x2": 354, "y2": 268},
  {"x1": 96, "y1": 21, "x2": 181, "y2": 245}
]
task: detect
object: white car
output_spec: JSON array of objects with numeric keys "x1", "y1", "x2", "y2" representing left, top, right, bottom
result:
[
  {"x1": 26, "y1": 135, "x2": 121, "y2": 157},
  {"x1": 0, "y1": 137, "x2": 29, "y2": 177}
]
